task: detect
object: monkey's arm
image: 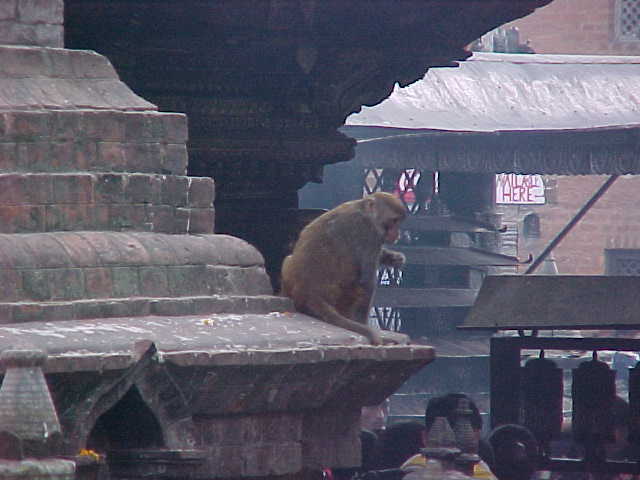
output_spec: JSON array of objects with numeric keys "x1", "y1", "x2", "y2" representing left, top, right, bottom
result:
[{"x1": 379, "y1": 248, "x2": 405, "y2": 269}]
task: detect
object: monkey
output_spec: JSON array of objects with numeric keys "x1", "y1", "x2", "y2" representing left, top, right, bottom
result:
[{"x1": 281, "y1": 192, "x2": 407, "y2": 345}]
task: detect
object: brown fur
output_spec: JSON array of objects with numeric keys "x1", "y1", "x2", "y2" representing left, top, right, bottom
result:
[{"x1": 281, "y1": 192, "x2": 406, "y2": 345}]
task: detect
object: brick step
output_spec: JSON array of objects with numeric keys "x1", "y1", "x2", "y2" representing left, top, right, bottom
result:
[
  {"x1": 0, "y1": 232, "x2": 272, "y2": 302},
  {"x1": 0, "y1": 173, "x2": 214, "y2": 234},
  {"x1": 0, "y1": 109, "x2": 188, "y2": 175},
  {"x1": 0, "y1": 294, "x2": 293, "y2": 323}
]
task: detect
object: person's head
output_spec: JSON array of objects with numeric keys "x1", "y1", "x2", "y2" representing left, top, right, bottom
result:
[
  {"x1": 486, "y1": 424, "x2": 538, "y2": 480},
  {"x1": 374, "y1": 420, "x2": 426, "y2": 470},
  {"x1": 424, "y1": 393, "x2": 482, "y2": 433},
  {"x1": 361, "y1": 399, "x2": 390, "y2": 432}
]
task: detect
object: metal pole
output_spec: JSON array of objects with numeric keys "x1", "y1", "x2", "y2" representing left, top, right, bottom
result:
[{"x1": 524, "y1": 175, "x2": 619, "y2": 274}]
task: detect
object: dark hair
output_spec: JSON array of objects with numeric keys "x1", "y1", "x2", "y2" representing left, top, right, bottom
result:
[
  {"x1": 424, "y1": 393, "x2": 482, "y2": 431},
  {"x1": 486, "y1": 424, "x2": 538, "y2": 480},
  {"x1": 373, "y1": 421, "x2": 425, "y2": 470}
]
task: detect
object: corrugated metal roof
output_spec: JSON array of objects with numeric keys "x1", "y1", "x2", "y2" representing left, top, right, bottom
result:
[{"x1": 343, "y1": 53, "x2": 640, "y2": 174}]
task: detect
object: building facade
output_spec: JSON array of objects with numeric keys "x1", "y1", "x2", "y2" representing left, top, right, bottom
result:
[{"x1": 499, "y1": 0, "x2": 640, "y2": 275}]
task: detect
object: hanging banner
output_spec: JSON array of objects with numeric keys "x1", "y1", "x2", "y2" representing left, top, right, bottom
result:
[{"x1": 495, "y1": 173, "x2": 545, "y2": 204}]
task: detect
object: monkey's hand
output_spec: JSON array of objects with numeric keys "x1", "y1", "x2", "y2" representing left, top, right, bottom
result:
[{"x1": 379, "y1": 248, "x2": 405, "y2": 269}]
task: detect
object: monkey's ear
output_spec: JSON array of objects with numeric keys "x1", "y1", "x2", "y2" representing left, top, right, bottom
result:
[{"x1": 361, "y1": 197, "x2": 376, "y2": 214}]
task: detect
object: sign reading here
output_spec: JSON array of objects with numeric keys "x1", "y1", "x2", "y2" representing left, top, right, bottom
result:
[{"x1": 496, "y1": 173, "x2": 545, "y2": 205}]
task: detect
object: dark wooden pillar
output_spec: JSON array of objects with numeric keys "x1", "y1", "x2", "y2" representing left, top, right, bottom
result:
[{"x1": 490, "y1": 336, "x2": 522, "y2": 428}]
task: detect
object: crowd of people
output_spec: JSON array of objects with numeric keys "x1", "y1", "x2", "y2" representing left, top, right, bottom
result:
[
  {"x1": 327, "y1": 393, "x2": 640, "y2": 480},
  {"x1": 322, "y1": 393, "x2": 544, "y2": 480}
]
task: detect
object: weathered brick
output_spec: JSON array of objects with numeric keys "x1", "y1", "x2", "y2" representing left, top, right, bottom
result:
[
  {"x1": 0, "y1": 174, "x2": 26, "y2": 204},
  {"x1": 50, "y1": 111, "x2": 80, "y2": 140},
  {"x1": 52, "y1": 174, "x2": 94, "y2": 203},
  {"x1": 82, "y1": 111, "x2": 125, "y2": 141},
  {"x1": 138, "y1": 266, "x2": 170, "y2": 297},
  {"x1": 74, "y1": 141, "x2": 96, "y2": 171},
  {"x1": 0, "y1": 268, "x2": 22, "y2": 301},
  {"x1": 18, "y1": 142, "x2": 50, "y2": 172},
  {"x1": 69, "y1": 49, "x2": 116, "y2": 79},
  {"x1": 188, "y1": 208, "x2": 215, "y2": 234},
  {"x1": 96, "y1": 142, "x2": 126, "y2": 171},
  {"x1": 150, "y1": 298, "x2": 194, "y2": 316},
  {"x1": 21, "y1": 269, "x2": 51, "y2": 300},
  {"x1": 0, "y1": 2, "x2": 16, "y2": 21},
  {"x1": 0, "y1": 235, "x2": 39, "y2": 267},
  {"x1": 18, "y1": 0, "x2": 63, "y2": 24},
  {"x1": 160, "y1": 114, "x2": 188, "y2": 143},
  {"x1": 188, "y1": 177, "x2": 214, "y2": 207},
  {"x1": 0, "y1": 47, "x2": 46, "y2": 77},
  {"x1": 45, "y1": 204, "x2": 93, "y2": 231},
  {"x1": 161, "y1": 175, "x2": 188, "y2": 207},
  {"x1": 124, "y1": 113, "x2": 157, "y2": 142},
  {"x1": 162, "y1": 144, "x2": 188, "y2": 175},
  {"x1": 0, "y1": 205, "x2": 45, "y2": 232},
  {"x1": 49, "y1": 141, "x2": 75, "y2": 171},
  {"x1": 92, "y1": 205, "x2": 109, "y2": 230},
  {"x1": 124, "y1": 142, "x2": 162, "y2": 174},
  {"x1": 4, "y1": 111, "x2": 49, "y2": 138},
  {"x1": 23, "y1": 233, "x2": 72, "y2": 267},
  {"x1": 84, "y1": 267, "x2": 113, "y2": 298},
  {"x1": 48, "y1": 267, "x2": 84, "y2": 300},
  {"x1": 125, "y1": 174, "x2": 158, "y2": 204},
  {"x1": 111, "y1": 266, "x2": 140, "y2": 297},
  {"x1": 34, "y1": 24, "x2": 62, "y2": 47},
  {"x1": 129, "y1": 232, "x2": 177, "y2": 265},
  {"x1": 108, "y1": 204, "x2": 148, "y2": 231},
  {"x1": 0, "y1": 304, "x2": 13, "y2": 324},
  {"x1": 0, "y1": 143, "x2": 18, "y2": 171},
  {"x1": 174, "y1": 207, "x2": 189, "y2": 234},
  {"x1": 73, "y1": 300, "x2": 130, "y2": 319},
  {"x1": 12, "y1": 302, "x2": 74, "y2": 322},
  {"x1": 94, "y1": 174, "x2": 125, "y2": 203},
  {"x1": 25, "y1": 174, "x2": 53, "y2": 203},
  {"x1": 167, "y1": 265, "x2": 209, "y2": 296},
  {"x1": 148, "y1": 205, "x2": 174, "y2": 233},
  {"x1": 192, "y1": 296, "x2": 233, "y2": 315}
]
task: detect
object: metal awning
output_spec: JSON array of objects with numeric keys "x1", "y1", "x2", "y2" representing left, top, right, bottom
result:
[
  {"x1": 343, "y1": 53, "x2": 640, "y2": 175},
  {"x1": 396, "y1": 246, "x2": 526, "y2": 266},
  {"x1": 461, "y1": 275, "x2": 640, "y2": 330}
]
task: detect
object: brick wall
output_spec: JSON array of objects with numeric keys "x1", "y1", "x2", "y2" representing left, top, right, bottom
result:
[
  {"x1": 0, "y1": 0, "x2": 63, "y2": 47},
  {"x1": 514, "y1": 176, "x2": 640, "y2": 274},
  {"x1": 507, "y1": 0, "x2": 640, "y2": 55}
]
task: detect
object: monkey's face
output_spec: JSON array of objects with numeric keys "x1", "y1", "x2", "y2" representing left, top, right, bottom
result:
[{"x1": 382, "y1": 216, "x2": 403, "y2": 244}]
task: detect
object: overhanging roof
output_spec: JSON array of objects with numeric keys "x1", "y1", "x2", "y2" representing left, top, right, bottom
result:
[
  {"x1": 343, "y1": 53, "x2": 640, "y2": 175},
  {"x1": 462, "y1": 275, "x2": 640, "y2": 330}
]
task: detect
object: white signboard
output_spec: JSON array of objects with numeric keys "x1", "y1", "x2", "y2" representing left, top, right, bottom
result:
[{"x1": 495, "y1": 174, "x2": 545, "y2": 205}]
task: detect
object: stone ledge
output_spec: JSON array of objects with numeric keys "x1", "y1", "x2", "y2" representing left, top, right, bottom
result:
[
  {"x1": 0, "y1": 313, "x2": 433, "y2": 373},
  {"x1": 0, "y1": 232, "x2": 264, "y2": 268},
  {"x1": 0, "y1": 458, "x2": 75, "y2": 479},
  {"x1": 0, "y1": 46, "x2": 154, "y2": 110},
  {"x1": 0, "y1": 294, "x2": 291, "y2": 323}
]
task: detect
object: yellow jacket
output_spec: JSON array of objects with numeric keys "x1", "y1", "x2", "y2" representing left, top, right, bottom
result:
[{"x1": 401, "y1": 453, "x2": 497, "y2": 480}]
